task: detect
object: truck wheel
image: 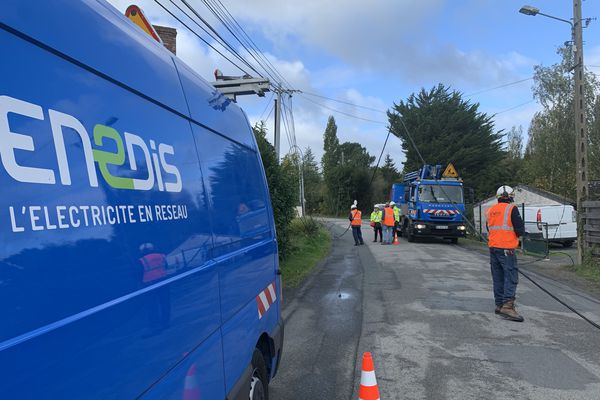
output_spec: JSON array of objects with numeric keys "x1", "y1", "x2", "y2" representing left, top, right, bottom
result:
[
  {"x1": 407, "y1": 226, "x2": 415, "y2": 243},
  {"x1": 450, "y1": 238, "x2": 458, "y2": 244},
  {"x1": 250, "y1": 349, "x2": 268, "y2": 400},
  {"x1": 562, "y1": 240, "x2": 574, "y2": 248}
]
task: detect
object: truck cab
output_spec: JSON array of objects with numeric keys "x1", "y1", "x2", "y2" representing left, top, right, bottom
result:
[{"x1": 392, "y1": 165, "x2": 467, "y2": 243}]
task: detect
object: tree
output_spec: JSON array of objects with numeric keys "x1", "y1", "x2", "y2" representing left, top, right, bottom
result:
[
  {"x1": 523, "y1": 46, "x2": 600, "y2": 199},
  {"x1": 253, "y1": 122, "x2": 297, "y2": 259},
  {"x1": 321, "y1": 116, "x2": 342, "y2": 214},
  {"x1": 506, "y1": 126, "x2": 524, "y2": 160},
  {"x1": 337, "y1": 142, "x2": 375, "y2": 211},
  {"x1": 388, "y1": 84, "x2": 505, "y2": 199},
  {"x1": 301, "y1": 147, "x2": 323, "y2": 213}
]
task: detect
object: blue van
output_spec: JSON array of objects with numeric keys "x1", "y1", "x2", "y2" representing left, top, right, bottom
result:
[{"x1": 0, "y1": 1, "x2": 283, "y2": 398}]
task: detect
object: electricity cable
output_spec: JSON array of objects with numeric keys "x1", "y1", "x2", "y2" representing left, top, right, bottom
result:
[
  {"x1": 209, "y1": 0, "x2": 294, "y2": 90},
  {"x1": 301, "y1": 91, "x2": 388, "y2": 114},
  {"x1": 299, "y1": 94, "x2": 387, "y2": 125},
  {"x1": 392, "y1": 113, "x2": 600, "y2": 331},
  {"x1": 465, "y1": 77, "x2": 533, "y2": 96},
  {"x1": 200, "y1": 0, "x2": 291, "y2": 90},
  {"x1": 153, "y1": 0, "x2": 253, "y2": 75},
  {"x1": 168, "y1": 0, "x2": 263, "y2": 77}
]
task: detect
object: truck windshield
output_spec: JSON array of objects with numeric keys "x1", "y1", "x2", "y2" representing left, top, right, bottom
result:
[{"x1": 418, "y1": 184, "x2": 463, "y2": 203}]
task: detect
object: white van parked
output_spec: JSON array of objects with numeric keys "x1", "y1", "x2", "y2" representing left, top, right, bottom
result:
[{"x1": 523, "y1": 205, "x2": 577, "y2": 247}]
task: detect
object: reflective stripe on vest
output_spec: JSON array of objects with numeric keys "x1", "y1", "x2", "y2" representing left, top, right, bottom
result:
[
  {"x1": 140, "y1": 253, "x2": 167, "y2": 283},
  {"x1": 383, "y1": 208, "x2": 395, "y2": 226},
  {"x1": 351, "y1": 210, "x2": 362, "y2": 226},
  {"x1": 486, "y1": 203, "x2": 518, "y2": 249}
]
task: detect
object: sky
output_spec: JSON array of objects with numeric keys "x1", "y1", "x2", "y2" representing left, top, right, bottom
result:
[{"x1": 106, "y1": 0, "x2": 600, "y2": 170}]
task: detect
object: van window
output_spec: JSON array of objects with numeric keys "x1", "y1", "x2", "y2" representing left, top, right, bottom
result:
[{"x1": 193, "y1": 126, "x2": 271, "y2": 253}]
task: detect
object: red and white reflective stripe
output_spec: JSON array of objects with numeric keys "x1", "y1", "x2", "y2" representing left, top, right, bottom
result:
[
  {"x1": 256, "y1": 281, "x2": 277, "y2": 319},
  {"x1": 423, "y1": 209, "x2": 457, "y2": 215},
  {"x1": 359, "y1": 370, "x2": 380, "y2": 400}
]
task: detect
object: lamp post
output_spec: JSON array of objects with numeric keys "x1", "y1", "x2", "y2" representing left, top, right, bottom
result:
[{"x1": 520, "y1": 2, "x2": 589, "y2": 264}]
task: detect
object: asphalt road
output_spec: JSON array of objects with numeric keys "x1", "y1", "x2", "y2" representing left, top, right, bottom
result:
[{"x1": 271, "y1": 219, "x2": 600, "y2": 400}]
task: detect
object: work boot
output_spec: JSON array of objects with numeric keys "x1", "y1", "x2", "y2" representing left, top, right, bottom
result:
[
  {"x1": 494, "y1": 305, "x2": 501, "y2": 314},
  {"x1": 499, "y1": 300, "x2": 524, "y2": 322}
]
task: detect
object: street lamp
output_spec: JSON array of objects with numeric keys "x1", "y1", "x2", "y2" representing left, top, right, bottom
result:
[
  {"x1": 519, "y1": 2, "x2": 589, "y2": 264},
  {"x1": 519, "y1": 5, "x2": 539, "y2": 16},
  {"x1": 519, "y1": 5, "x2": 573, "y2": 26}
]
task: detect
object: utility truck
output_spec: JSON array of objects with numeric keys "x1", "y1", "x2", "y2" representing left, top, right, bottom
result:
[{"x1": 391, "y1": 164, "x2": 467, "y2": 243}]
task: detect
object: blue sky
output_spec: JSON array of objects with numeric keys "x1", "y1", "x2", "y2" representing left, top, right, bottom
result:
[{"x1": 106, "y1": 0, "x2": 600, "y2": 170}]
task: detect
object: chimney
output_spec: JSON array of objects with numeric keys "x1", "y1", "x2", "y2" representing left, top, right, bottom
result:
[{"x1": 153, "y1": 25, "x2": 177, "y2": 55}]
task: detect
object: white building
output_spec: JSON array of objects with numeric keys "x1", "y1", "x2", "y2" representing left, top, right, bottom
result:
[{"x1": 473, "y1": 185, "x2": 574, "y2": 236}]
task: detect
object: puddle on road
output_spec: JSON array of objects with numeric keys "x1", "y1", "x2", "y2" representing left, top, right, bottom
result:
[{"x1": 325, "y1": 291, "x2": 353, "y2": 300}]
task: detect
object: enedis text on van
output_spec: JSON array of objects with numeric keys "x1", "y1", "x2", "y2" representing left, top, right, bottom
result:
[{"x1": 1, "y1": 95, "x2": 189, "y2": 233}]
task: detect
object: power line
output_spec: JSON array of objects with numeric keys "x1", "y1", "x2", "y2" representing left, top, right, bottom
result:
[
  {"x1": 153, "y1": 0, "x2": 253, "y2": 75},
  {"x1": 301, "y1": 91, "x2": 388, "y2": 114},
  {"x1": 208, "y1": 0, "x2": 294, "y2": 90},
  {"x1": 492, "y1": 100, "x2": 536, "y2": 115},
  {"x1": 259, "y1": 92, "x2": 275, "y2": 120},
  {"x1": 465, "y1": 77, "x2": 533, "y2": 96},
  {"x1": 173, "y1": 0, "x2": 263, "y2": 77},
  {"x1": 200, "y1": 0, "x2": 292, "y2": 90},
  {"x1": 299, "y1": 94, "x2": 387, "y2": 125}
]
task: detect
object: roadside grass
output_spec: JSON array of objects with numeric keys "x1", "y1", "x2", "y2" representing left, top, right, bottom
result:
[
  {"x1": 565, "y1": 253, "x2": 600, "y2": 286},
  {"x1": 280, "y1": 218, "x2": 331, "y2": 288}
]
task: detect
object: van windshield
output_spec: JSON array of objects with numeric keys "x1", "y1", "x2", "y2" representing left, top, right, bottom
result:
[{"x1": 418, "y1": 184, "x2": 463, "y2": 203}]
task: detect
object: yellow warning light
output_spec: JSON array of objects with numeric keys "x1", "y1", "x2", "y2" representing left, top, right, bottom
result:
[{"x1": 125, "y1": 5, "x2": 163, "y2": 44}]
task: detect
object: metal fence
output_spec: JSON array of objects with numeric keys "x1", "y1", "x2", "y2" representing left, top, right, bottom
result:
[
  {"x1": 522, "y1": 221, "x2": 549, "y2": 258},
  {"x1": 583, "y1": 201, "x2": 600, "y2": 258}
]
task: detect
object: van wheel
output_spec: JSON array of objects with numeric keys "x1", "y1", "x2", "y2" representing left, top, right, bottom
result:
[
  {"x1": 449, "y1": 238, "x2": 458, "y2": 244},
  {"x1": 562, "y1": 240, "x2": 574, "y2": 248},
  {"x1": 250, "y1": 349, "x2": 269, "y2": 400}
]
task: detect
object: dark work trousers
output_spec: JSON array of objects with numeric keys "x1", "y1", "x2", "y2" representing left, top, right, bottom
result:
[
  {"x1": 373, "y1": 223, "x2": 382, "y2": 242},
  {"x1": 352, "y1": 226, "x2": 364, "y2": 245},
  {"x1": 489, "y1": 247, "x2": 519, "y2": 306}
]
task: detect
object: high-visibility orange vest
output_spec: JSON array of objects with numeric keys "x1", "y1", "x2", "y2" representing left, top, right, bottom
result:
[
  {"x1": 486, "y1": 202, "x2": 519, "y2": 249},
  {"x1": 383, "y1": 207, "x2": 395, "y2": 226},
  {"x1": 351, "y1": 210, "x2": 362, "y2": 226},
  {"x1": 140, "y1": 253, "x2": 167, "y2": 283}
]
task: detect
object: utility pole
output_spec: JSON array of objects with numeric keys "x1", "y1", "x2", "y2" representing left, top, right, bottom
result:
[
  {"x1": 573, "y1": 0, "x2": 589, "y2": 264},
  {"x1": 274, "y1": 89, "x2": 281, "y2": 160}
]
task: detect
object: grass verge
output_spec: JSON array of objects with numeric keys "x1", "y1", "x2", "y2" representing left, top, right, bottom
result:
[
  {"x1": 565, "y1": 254, "x2": 600, "y2": 286},
  {"x1": 280, "y1": 218, "x2": 331, "y2": 288}
]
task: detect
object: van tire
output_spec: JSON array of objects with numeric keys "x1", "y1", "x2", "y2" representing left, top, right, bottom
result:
[
  {"x1": 250, "y1": 349, "x2": 269, "y2": 400},
  {"x1": 562, "y1": 240, "x2": 574, "y2": 248},
  {"x1": 449, "y1": 238, "x2": 458, "y2": 244}
]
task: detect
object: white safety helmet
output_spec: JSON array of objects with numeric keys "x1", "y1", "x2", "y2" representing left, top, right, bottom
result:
[
  {"x1": 351, "y1": 205, "x2": 357, "y2": 210},
  {"x1": 390, "y1": 201, "x2": 396, "y2": 206},
  {"x1": 496, "y1": 185, "x2": 514, "y2": 199}
]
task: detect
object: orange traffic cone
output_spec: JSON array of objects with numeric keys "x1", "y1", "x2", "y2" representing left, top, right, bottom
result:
[
  {"x1": 359, "y1": 352, "x2": 380, "y2": 400},
  {"x1": 183, "y1": 363, "x2": 200, "y2": 400},
  {"x1": 393, "y1": 235, "x2": 400, "y2": 245}
]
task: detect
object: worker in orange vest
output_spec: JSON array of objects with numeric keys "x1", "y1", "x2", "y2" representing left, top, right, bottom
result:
[
  {"x1": 382, "y1": 202, "x2": 396, "y2": 245},
  {"x1": 486, "y1": 185, "x2": 525, "y2": 322},
  {"x1": 349, "y1": 204, "x2": 364, "y2": 246},
  {"x1": 138, "y1": 243, "x2": 171, "y2": 334}
]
